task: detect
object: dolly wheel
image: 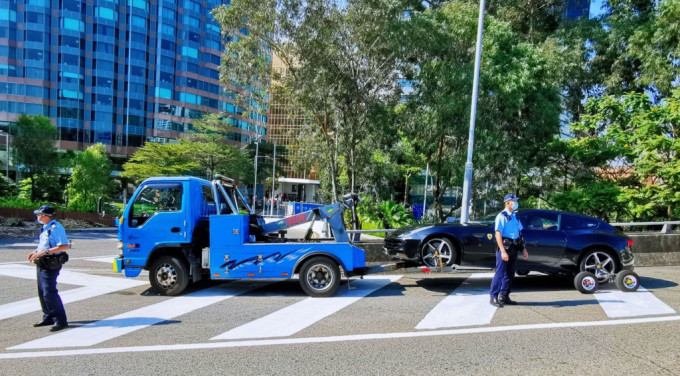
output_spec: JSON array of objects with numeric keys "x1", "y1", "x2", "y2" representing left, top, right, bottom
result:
[
  {"x1": 575, "y1": 271, "x2": 599, "y2": 294},
  {"x1": 615, "y1": 270, "x2": 640, "y2": 292}
]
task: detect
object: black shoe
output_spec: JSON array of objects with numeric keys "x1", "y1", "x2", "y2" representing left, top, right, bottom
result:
[
  {"x1": 490, "y1": 298, "x2": 504, "y2": 308},
  {"x1": 499, "y1": 295, "x2": 518, "y2": 305},
  {"x1": 33, "y1": 319, "x2": 53, "y2": 327},
  {"x1": 50, "y1": 323, "x2": 68, "y2": 332}
]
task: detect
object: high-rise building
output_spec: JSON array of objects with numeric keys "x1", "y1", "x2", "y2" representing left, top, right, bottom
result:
[{"x1": 0, "y1": 0, "x2": 268, "y2": 163}]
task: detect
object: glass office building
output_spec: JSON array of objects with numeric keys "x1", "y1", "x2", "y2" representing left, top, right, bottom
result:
[{"x1": 0, "y1": 0, "x2": 268, "y2": 159}]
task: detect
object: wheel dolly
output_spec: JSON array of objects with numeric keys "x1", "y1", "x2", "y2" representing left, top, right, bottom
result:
[{"x1": 574, "y1": 265, "x2": 641, "y2": 294}]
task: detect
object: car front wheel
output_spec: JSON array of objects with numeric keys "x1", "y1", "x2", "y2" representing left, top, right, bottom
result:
[{"x1": 421, "y1": 237, "x2": 457, "y2": 268}]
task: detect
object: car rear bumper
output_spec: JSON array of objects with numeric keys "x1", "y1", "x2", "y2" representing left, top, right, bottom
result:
[{"x1": 383, "y1": 238, "x2": 421, "y2": 261}]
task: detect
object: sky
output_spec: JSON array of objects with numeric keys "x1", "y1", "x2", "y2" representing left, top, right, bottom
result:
[{"x1": 590, "y1": 0, "x2": 607, "y2": 18}]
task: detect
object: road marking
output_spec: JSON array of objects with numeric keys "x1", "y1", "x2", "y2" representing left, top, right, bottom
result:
[
  {"x1": 2, "y1": 315, "x2": 678, "y2": 359},
  {"x1": 211, "y1": 276, "x2": 402, "y2": 341},
  {"x1": 415, "y1": 273, "x2": 496, "y2": 329},
  {"x1": 595, "y1": 287, "x2": 676, "y2": 318},
  {"x1": 0, "y1": 264, "x2": 147, "y2": 321},
  {"x1": 8, "y1": 281, "x2": 268, "y2": 350}
]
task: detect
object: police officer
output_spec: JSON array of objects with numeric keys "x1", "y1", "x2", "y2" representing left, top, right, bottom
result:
[
  {"x1": 489, "y1": 194, "x2": 528, "y2": 307},
  {"x1": 27, "y1": 205, "x2": 69, "y2": 332}
]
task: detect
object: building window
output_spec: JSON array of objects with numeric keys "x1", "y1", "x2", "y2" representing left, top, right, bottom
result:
[
  {"x1": 184, "y1": 0, "x2": 200, "y2": 12},
  {"x1": 0, "y1": 9, "x2": 17, "y2": 22},
  {"x1": 61, "y1": 0, "x2": 83, "y2": 13},
  {"x1": 128, "y1": 0, "x2": 149, "y2": 11},
  {"x1": 59, "y1": 35, "x2": 83, "y2": 48},
  {"x1": 95, "y1": 7, "x2": 117, "y2": 21},
  {"x1": 161, "y1": 39, "x2": 175, "y2": 52},
  {"x1": 25, "y1": 49, "x2": 46, "y2": 62},
  {"x1": 183, "y1": 15, "x2": 199, "y2": 28},
  {"x1": 94, "y1": 42, "x2": 114, "y2": 54},
  {"x1": 161, "y1": 7, "x2": 175, "y2": 21},
  {"x1": 160, "y1": 24, "x2": 175, "y2": 37},
  {"x1": 59, "y1": 89, "x2": 83, "y2": 100},
  {"x1": 130, "y1": 15, "x2": 147, "y2": 28},
  {"x1": 94, "y1": 24, "x2": 115, "y2": 37},
  {"x1": 155, "y1": 87, "x2": 172, "y2": 99},
  {"x1": 61, "y1": 17, "x2": 85, "y2": 32},
  {"x1": 25, "y1": 12, "x2": 45, "y2": 24},
  {"x1": 93, "y1": 59, "x2": 114, "y2": 72}
]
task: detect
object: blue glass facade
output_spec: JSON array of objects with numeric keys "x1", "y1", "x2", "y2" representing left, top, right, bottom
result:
[{"x1": 0, "y1": 0, "x2": 268, "y2": 157}]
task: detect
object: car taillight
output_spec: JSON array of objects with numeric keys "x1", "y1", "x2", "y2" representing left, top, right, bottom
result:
[{"x1": 627, "y1": 239, "x2": 633, "y2": 248}]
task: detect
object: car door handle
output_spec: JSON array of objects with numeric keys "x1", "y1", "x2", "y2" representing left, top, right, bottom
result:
[{"x1": 171, "y1": 227, "x2": 181, "y2": 233}]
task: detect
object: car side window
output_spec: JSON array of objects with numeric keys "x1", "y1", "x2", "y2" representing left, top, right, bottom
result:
[
  {"x1": 561, "y1": 215, "x2": 599, "y2": 230},
  {"x1": 129, "y1": 185, "x2": 183, "y2": 227},
  {"x1": 520, "y1": 212, "x2": 559, "y2": 231}
]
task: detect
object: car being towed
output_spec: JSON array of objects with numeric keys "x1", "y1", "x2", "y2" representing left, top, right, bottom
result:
[{"x1": 383, "y1": 209, "x2": 635, "y2": 279}]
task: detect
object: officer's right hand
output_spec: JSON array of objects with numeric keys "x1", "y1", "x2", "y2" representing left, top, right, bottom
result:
[{"x1": 501, "y1": 251, "x2": 509, "y2": 262}]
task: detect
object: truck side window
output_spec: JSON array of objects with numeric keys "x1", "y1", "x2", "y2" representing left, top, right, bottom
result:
[{"x1": 130, "y1": 185, "x2": 183, "y2": 227}]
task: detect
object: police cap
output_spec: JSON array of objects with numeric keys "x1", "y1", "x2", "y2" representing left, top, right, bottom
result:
[
  {"x1": 34, "y1": 205, "x2": 56, "y2": 216},
  {"x1": 503, "y1": 193, "x2": 520, "y2": 202}
]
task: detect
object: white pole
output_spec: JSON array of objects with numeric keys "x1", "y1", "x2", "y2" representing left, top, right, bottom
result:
[
  {"x1": 2, "y1": 131, "x2": 8, "y2": 179},
  {"x1": 253, "y1": 138, "x2": 259, "y2": 211},
  {"x1": 270, "y1": 140, "x2": 276, "y2": 216},
  {"x1": 461, "y1": 0, "x2": 486, "y2": 224},
  {"x1": 422, "y1": 163, "x2": 429, "y2": 220}
]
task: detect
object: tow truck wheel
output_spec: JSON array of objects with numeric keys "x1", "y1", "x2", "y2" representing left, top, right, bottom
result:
[
  {"x1": 150, "y1": 255, "x2": 189, "y2": 296},
  {"x1": 574, "y1": 271, "x2": 599, "y2": 294},
  {"x1": 299, "y1": 256, "x2": 340, "y2": 297},
  {"x1": 615, "y1": 270, "x2": 640, "y2": 292}
]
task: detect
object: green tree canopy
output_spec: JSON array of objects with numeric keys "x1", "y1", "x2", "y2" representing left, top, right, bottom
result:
[
  {"x1": 10, "y1": 115, "x2": 58, "y2": 201},
  {"x1": 66, "y1": 143, "x2": 115, "y2": 212}
]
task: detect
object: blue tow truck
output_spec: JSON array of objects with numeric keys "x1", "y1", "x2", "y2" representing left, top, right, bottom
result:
[{"x1": 113, "y1": 175, "x2": 366, "y2": 297}]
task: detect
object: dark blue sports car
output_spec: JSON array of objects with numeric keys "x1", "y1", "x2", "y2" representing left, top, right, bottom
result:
[{"x1": 383, "y1": 209, "x2": 635, "y2": 279}]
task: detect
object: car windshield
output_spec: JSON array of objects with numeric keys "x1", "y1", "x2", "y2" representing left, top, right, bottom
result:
[{"x1": 467, "y1": 213, "x2": 496, "y2": 225}]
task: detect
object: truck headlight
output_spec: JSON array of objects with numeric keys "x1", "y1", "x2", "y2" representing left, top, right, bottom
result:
[{"x1": 117, "y1": 241, "x2": 123, "y2": 252}]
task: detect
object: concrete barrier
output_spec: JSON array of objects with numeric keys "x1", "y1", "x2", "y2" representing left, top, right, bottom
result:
[{"x1": 355, "y1": 233, "x2": 680, "y2": 266}]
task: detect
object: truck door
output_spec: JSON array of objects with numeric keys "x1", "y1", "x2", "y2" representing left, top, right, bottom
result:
[{"x1": 125, "y1": 183, "x2": 187, "y2": 257}]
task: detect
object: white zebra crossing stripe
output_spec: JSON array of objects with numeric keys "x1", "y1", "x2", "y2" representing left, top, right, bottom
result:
[
  {"x1": 211, "y1": 275, "x2": 402, "y2": 341},
  {"x1": 0, "y1": 264, "x2": 147, "y2": 321},
  {"x1": 7, "y1": 281, "x2": 269, "y2": 350},
  {"x1": 594, "y1": 287, "x2": 676, "y2": 318},
  {"x1": 415, "y1": 273, "x2": 496, "y2": 329}
]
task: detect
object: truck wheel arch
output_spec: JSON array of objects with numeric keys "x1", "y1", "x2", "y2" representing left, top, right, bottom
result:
[
  {"x1": 293, "y1": 252, "x2": 344, "y2": 275},
  {"x1": 144, "y1": 245, "x2": 186, "y2": 270}
]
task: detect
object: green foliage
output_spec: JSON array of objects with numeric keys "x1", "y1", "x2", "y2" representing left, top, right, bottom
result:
[
  {"x1": 0, "y1": 176, "x2": 17, "y2": 197},
  {"x1": 121, "y1": 142, "x2": 198, "y2": 182},
  {"x1": 10, "y1": 115, "x2": 59, "y2": 201},
  {"x1": 0, "y1": 195, "x2": 66, "y2": 211},
  {"x1": 66, "y1": 144, "x2": 115, "y2": 213},
  {"x1": 356, "y1": 194, "x2": 415, "y2": 231},
  {"x1": 17, "y1": 173, "x2": 67, "y2": 203}
]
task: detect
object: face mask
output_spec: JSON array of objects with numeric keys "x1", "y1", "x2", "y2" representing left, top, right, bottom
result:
[{"x1": 512, "y1": 202, "x2": 519, "y2": 210}]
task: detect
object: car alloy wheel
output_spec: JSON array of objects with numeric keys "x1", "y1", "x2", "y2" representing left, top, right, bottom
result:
[
  {"x1": 421, "y1": 238, "x2": 456, "y2": 268},
  {"x1": 581, "y1": 250, "x2": 616, "y2": 282}
]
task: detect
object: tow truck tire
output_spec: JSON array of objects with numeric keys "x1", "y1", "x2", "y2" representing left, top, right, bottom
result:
[
  {"x1": 574, "y1": 271, "x2": 599, "y2": 294},
  {"x1": 299, "y1": 256, "x2": 340, "y2": 297},
  {"x1": 150, "y1": 255, "x2": 190, "y2": 296},
  {"x1": 615, "y1": 270, "x2": 640, "y2": 292}
]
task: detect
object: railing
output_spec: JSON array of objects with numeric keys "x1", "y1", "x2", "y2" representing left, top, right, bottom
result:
[{"x1": 610, "y1": 221, "x2": 680, "y2": 234}]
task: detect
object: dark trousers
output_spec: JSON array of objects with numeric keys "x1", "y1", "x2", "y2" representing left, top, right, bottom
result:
[
  {"x1": 37, "y1": 266, "x2": 67, "y2": 325},
  {"x1": 489, "y1": 245, "x2": 519, "y2": 299}
]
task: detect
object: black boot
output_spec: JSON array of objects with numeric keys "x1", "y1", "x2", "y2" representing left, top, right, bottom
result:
[
  {"x1": 490, "y1": 297, "x2": 504, "y2": 308},
  {"x1": 499, "y1": 295, "x2": 518, "y2": 305}
]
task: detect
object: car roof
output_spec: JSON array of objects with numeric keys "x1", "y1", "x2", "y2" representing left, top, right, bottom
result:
[{"x1": 518, "y1": 209, "x2": 606, "y2": 223}]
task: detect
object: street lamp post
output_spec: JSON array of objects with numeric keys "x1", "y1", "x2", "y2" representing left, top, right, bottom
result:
[
  {"x1": 270, "y1": 140, "x2": 276, "y2": 216},
  {"x1": 252, "y1": 136, "x2": 260, "y2": 211},
  {"x1": 460, "y1": 0, "x2": 486, "y2": 224}
]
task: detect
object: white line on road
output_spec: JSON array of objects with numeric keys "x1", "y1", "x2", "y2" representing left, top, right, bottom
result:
[
  {"x1": 0, "y1": 264, "x2": 147, "y2": 321},
  {"x1": 595, "y1": 287, "x2": 676, "y2": 317},
  {"x1": 211, "y1": 275, "x2": 402, "y2": 341},
  {"x1": 415, "y1": 273, "x2": 496, "y2": 330},
  {"x1": 2, "y1": 315, "x2": 678, "y2": 359},
  {"x1": 8, "y1": 281, "x2": 269, "y2": 350}
]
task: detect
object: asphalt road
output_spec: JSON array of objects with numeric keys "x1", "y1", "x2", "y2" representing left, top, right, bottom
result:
[{"x1": 0, "y1": 232, "x2": 679, "y2": 376}]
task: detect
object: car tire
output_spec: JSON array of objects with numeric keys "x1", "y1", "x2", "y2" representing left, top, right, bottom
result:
[
  {"x1": 299, "y1": 256, "x2": 340, "y2": 297},
  {"x1": 516, "y1": 270, "x2": 530, "y2": 276},
  {"x1": 149, "y1": 255, "x2": 190, "y2": 296},
  {"x1": 574, "y1": 271, "x2": 599, "y2": 294},
  {"x1": 615, "y1": 270, "x2": 640, "y2": 292},
  {"x1": 579, "y1": 249, "x2": 617, "y2": 282},
  {"x1": 421, "y1": 237, "x2": 457, "y2": 268}
]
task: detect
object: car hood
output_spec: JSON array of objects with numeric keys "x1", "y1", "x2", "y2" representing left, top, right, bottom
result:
[{"x1": 388, "y1": 224, "x2": 435, "y2": 238}]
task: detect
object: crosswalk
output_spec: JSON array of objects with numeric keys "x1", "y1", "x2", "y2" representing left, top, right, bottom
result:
[{"x1": 0, "y1": 265, "x2": 677, "y2": 353}]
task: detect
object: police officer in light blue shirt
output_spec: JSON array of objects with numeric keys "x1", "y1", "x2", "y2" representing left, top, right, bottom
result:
[
  {"x1": 489, "y1": 194, "x2": 529, "y2": 307},
  {"x1": 27, "y1": 205, "x2": 69, "y2": 331}
]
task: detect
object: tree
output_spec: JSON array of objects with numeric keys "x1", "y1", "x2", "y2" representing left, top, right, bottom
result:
[
  {"x1": 10, "y1": 115, "x2": 59, "y2": 201},
  {"x1": 212, "y1": 0, "x2": 403, "y2": 201},
  {"x1": 66, "y1": 144, "x2": 115, "y2": 212},
  {"x1": 121, "y1": 142, "x2": 198, "y2": 182},
  {"x1": 396, "y1": 2, "x2": 561, "y2": 219}
]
